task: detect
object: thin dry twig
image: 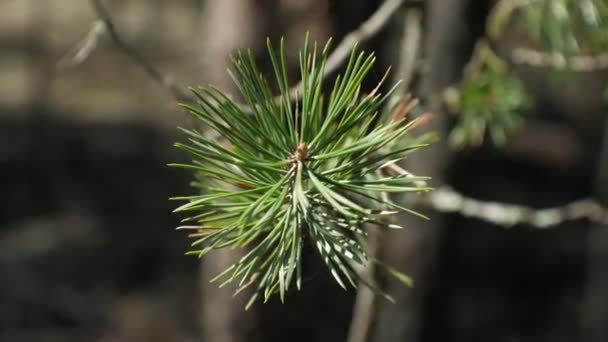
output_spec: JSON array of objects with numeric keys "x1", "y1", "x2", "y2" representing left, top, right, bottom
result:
[
  {"x1": 288, "y1": 0, "x2": 407, "y2": 101},
  {"x1": 58, "y1": 20, "x2": 107, "y2": 70},
  {"x1": 89, "y1": 0, "x2": 192, "y2": 102}
]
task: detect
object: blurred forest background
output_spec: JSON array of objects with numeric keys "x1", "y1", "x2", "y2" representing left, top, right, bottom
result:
[{"x1": 1, "y1": 0, "x2": 607, "y2": 342}]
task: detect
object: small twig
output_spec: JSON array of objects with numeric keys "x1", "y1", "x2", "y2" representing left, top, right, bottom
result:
[
  {"x1": 290, "y1": 0, "x2": 406, "y2": 99},
  {"x1": 386, "y1": 163, "x2": 427, "y2": 188},
  {"x1": 425, "y1": 186, "x2": 608, "y2": 228},
  {"x1": 89, "y1": 0, "x2": 192, "y2": 102},
  {"x1": 57, "y1": 20, "x2": 107, "y2": 70}
]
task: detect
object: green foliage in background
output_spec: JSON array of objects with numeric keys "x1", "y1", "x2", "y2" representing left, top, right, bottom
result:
[
  {"x1": 450, "y1": 43, "x2": 531, "y2": 149},
  {"x1": 519, "y1": 0, "x2": 608, "y2": 55},
  {"x1": 489, "y1": 0, "x2": 608, "y2": 55},
  {"x1": 452, "y1": 0, "x2": 608, "y2": 149},
  {"x1": 170, "y1": 36, "x2": 430, "y2": 309},
  {"x1": 450, "y1": 69, "x2": 529, "y2": 148}
]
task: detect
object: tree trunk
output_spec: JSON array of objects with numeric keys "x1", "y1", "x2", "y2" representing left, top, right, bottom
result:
[
  {"x1": 582, "y1": 118, "x2": 608, "y2": 342},
  {"x1": 199, "y1": 2, "x2": 265, "y2": 341},
  {"x1": 372, "y1": 0, "x2": 474, "y2": 341}
]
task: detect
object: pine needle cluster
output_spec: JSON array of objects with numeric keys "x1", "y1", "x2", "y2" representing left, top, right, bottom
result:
[{"x1": 171, "y1": 36, "x2": 430, "y2": 308}]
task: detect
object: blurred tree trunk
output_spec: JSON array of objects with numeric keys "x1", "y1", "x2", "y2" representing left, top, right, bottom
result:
[
  {"x1": 372, "y1": 0, "x2": 474, "y2": 341},
  {"x1": 199, "y1": 2, "x2": 266, "y2": 341},
  {"x1": 200, "y1": 0, "x2": 266, "y2": 92},
  {"x1": 583, "y1": 119, "x2": 608, "y2": 342}
]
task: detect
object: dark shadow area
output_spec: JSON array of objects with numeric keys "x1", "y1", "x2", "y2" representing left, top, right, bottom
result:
[{"x1": 0, "y1": 110, "x2": 200, "y2": 341}]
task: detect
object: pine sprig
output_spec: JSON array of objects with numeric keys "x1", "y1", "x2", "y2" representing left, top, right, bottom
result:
[
  {"x1": 489, "y1": 0, "x2": 608, "y2": 56},
  {"x1": 521, "y1": 0, "x2": 608, "y2": 55},
  {"x1": 171, "y1": 35, "x2": 430, "y2": 309}
]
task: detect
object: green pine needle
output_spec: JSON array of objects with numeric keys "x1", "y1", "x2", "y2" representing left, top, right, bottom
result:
[{"x1": 171, "y1": 35, "x2": 430, "y2": 309}]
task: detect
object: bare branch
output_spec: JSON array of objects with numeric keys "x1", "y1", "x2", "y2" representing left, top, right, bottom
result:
[
  {"x1": 426, "y1": 186, "x2": 608, "y2": 228},
  {"x1": 89, "y1": 0, "x2": 192, "y2": 102},
  {"x1": 380, "y1": 164, "x2": 607, "y2": 229}
]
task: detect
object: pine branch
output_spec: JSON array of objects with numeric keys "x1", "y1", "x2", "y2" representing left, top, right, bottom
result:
[
  {"x1": 489, "y1": 0, "x2": 608, "y2": 71},
  {"x1": 171, "y1": 36, "x2": 429, "y2": 308}
]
